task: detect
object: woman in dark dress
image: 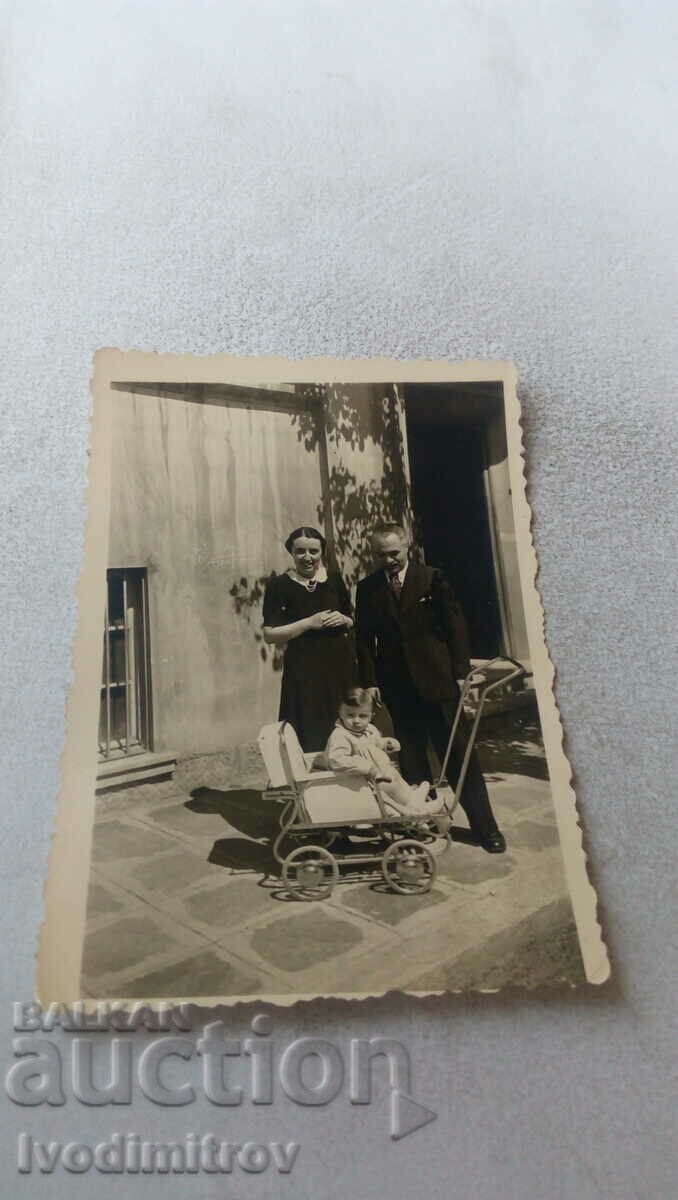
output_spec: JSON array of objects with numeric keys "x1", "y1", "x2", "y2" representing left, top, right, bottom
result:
[{"x1": 262, "y1": 527, "x2": 358, "y2": 751}]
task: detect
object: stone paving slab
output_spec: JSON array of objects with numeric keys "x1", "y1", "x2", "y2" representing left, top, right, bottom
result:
[
  {"x1": 82, "y1": 914, "x2": 185, "y2": 979},
  {"x1": 81, "y1": 903, "x2": 219, "y2": 996},
  {"x1": 333, "y1": 881, "x2": 450, "y2": 927},
  {"x1": 141, "y1": 799, "x2": 232, "y2": 840},
  {"x1": 435, "y1": 847, "x2": 518, "y2": 887},
  {"x1": 81, "y1": 906, "x2": 292, "y2": 999},
  {"x1": 90, "y1": 818, "x2": 182, "y2": 863},
  {"x1": 250, "y1": 907, "x2": 366, "y2": 973},
  {"x1": 81, "y1": 751, "x2": 582, "y2": 999},
  {"x1": 208, "y1": 896, "x2": 402, "y2": 994},
  {"x1": 408, "y1": 897, "x2": 585, "y2": 991},
  {"x1": 308, "y1": 845, "x2": 574, "y2": 995},
  {"x1": 125, "y1": 846, "x2": 227, "y2": 894},
  {"x1": 505, "y1": 817, "x2": 562, "y2": 852},
  {"x1": 115, "y1": 948, "x2": 264, "y2": 1001},
  {"x1": 85, "y1": 877, "x2": 127, "y2": 918},
  {"x1": 181, "y1": 876, "x2": 280, "y2": 932}
]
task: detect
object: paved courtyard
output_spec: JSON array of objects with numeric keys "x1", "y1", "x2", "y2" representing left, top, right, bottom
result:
[{"x1": 81, "y1": 711, "x2": 586, "y2": 999}]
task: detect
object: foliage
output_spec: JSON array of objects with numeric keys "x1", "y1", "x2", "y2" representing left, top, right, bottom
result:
[
  {"x1": 229, "y1": 572, "x2": 284, "y2": 670},
  {"x1": 229, "y1": 382, "x2": 418, "y2": 664},
  {"x1": 292, "y1": 383, "x2": 416, "y2": 586}
]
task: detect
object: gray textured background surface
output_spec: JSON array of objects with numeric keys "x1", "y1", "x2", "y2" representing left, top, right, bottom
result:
[{"x1": 1, "y1": 1, "x2": 676, "y2": 1197}]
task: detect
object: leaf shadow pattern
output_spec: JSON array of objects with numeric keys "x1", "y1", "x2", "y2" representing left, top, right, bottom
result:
[
  {"x1": 293, "y1": 383, "x2": 419, "y2": 587},
  {"x1": 228, "y1": 572, "x2": 284, "y2": 671},
  {"x1": 227, "y1": 382, "x2": 419, "y2": 666}
]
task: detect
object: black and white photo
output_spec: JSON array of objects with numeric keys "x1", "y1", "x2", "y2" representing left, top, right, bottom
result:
[{"x1": 39, "y1": 352, "x2": 608, "y2": 1003}]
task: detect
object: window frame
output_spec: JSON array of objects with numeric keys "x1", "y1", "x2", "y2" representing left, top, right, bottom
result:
[{"x1": 99, "y1": 567, "x2": 153, "y2": 760}]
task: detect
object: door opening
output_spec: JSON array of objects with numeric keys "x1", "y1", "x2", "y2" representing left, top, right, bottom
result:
[{"x1": 404, "y1": 387, "x2": 504, "y2": 660}]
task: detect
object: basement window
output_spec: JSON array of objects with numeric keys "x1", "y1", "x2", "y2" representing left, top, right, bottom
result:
[{"x1": 99, "y1": 568, "x2": 153, "y2": 760}]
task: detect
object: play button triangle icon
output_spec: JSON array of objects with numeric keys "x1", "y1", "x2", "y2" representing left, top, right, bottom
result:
[{"x1": 390, "y1": 1090, "x2": 438, "y2": 1140}]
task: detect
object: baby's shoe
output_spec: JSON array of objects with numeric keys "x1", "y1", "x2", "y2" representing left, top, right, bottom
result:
[
  {"x1": 424, "y1": 783, "x2": 445, "y2": 813},
  {"x1": 411, "y1": 781, "x2": 432, "y2": 808}
]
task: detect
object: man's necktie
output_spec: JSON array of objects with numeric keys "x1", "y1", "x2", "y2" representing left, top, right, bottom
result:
[{"x1": 390, "y1": 573, "x2": 402, "y2": 600}]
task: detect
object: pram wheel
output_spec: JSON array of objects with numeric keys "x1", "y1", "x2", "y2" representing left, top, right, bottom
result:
[
  {"x1": 382, "y1": 840, "x2": 436, "y2": 895},
  {"x1": 281, "y1": 845, "x2": 339, "y2": 901}
]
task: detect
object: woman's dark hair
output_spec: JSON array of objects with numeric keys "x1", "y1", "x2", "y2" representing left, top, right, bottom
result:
[{"x1": 284, "y1": 526, "x2": 327, "y2": 555}]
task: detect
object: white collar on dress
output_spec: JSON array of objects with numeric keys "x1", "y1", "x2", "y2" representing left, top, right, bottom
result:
[{"x1": 287, "y1": 564, "x2": 328, "y2": 591}]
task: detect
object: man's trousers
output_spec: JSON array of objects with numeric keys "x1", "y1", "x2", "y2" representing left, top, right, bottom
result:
[{"x1": 384, "y1": 685, "x2": 499, "y2": 841}]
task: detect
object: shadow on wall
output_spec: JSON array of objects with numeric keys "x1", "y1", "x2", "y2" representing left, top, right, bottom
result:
[
  {"x1": 227, "y1": 383, "x2": 416, "y2": 665},
  {"x1": 291, "y1": 383, "x2": 415, "y2": 586},
  {"x1": 228, "y1": 573, "x2": 284, "y2": 670}
]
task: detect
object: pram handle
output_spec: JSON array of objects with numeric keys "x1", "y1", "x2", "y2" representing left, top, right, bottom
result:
[
  {"x1": 434, "y1": 657, "x2": 528, "y2": 790},
  {"x1": 463, "y1": 656, "x2": 527, "y2": 687}
]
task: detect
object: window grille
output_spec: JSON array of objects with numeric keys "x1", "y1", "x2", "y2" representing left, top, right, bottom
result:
[{"x1": 99, "y1": 568, "x2": 153, "y2": 759}]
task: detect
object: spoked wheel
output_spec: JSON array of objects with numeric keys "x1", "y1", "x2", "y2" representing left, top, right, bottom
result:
[
  {"x1": 281, "y1": 845, "x2": 339, "y2": 900},
  {"x1": 382, "y1": 839, "x2": 436, "y2": 895}
]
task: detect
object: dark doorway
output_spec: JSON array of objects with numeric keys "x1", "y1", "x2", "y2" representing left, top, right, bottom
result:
[{"x1": 405, "y1": 389, "x2": 504, "y2": 659}]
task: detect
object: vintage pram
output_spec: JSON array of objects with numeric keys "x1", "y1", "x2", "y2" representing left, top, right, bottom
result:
[{"x1": 257, "y1": 658, "x2": 525, "y2": 900}]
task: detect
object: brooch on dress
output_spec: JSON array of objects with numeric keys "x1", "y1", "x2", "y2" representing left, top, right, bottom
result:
[{"x1": 287, "y1": 567, "x2": 325, "y2": 592}]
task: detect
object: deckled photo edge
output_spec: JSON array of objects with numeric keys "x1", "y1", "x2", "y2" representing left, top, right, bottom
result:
[
  {"x1": 504, "y1": 384, "x2": 610, "y2": 985},
  {"x1": 36, "y1": 351, "x2": 608, "y2": 1008},
  {"x1": 37, "y1": 361, "x2": 114, "y2": 1005}
]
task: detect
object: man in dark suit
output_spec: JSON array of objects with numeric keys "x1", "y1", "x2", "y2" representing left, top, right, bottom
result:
[{"x1": 355, "y1": 523, "x2": 505, "y2": 852}]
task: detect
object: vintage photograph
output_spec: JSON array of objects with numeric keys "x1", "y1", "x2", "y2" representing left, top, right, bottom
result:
[{"x1": 39, "y1": 354, "x2": 607, "y2": 1003}]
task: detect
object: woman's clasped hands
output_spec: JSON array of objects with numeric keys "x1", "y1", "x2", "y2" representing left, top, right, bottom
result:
[{"x1": 306, "y1": 609, "x2": 351, "y2": 631}]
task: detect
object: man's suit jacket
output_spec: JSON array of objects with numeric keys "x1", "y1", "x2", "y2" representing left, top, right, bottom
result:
[{"x1": 355, "y1": 562, "x2": 472, "y2": 704}]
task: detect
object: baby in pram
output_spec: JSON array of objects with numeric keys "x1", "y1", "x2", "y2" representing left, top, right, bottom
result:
[{"x1": 324, "y1": 688, "x2": 434, "y2": 814}]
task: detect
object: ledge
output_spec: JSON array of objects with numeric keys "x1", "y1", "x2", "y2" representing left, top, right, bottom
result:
[{"x1": 96, "y1": 751, "x2": 177, "y2": 793}]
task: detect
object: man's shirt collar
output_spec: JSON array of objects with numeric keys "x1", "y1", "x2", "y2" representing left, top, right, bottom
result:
[{"x1": 384, "y1": 563, "x2": 408, "y2": 586}]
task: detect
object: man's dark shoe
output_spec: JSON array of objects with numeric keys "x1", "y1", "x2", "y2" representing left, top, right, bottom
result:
[{"x1": 481, "y1": 831, "x2": 507, "y2": 854}]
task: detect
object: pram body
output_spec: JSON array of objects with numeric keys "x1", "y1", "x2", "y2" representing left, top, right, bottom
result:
[{"x1": 257, "y1": 658, "x2": 525, "y2": 900}]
